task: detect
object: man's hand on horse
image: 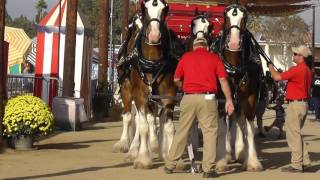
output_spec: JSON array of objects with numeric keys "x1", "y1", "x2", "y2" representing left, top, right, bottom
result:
[
  {"x1": 266, "y1": 62, "x2": 273, "y2": 68},
  {"x1": 225, "y1": 99, "x2": 235, "y2": 115}
]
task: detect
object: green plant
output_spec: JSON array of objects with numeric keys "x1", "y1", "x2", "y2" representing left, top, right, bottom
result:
[{"x1": 3, "y1": 95, "x2": 54, "y2": 137}]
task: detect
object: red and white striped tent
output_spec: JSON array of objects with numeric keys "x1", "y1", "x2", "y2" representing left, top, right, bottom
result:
[{"x1": 34, "y1": 0, "x2": 93, "y2": 113}]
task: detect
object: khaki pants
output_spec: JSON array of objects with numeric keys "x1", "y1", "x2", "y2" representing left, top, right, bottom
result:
[
  {"x1": 285, "y1": 101, "x2": 311, "y2": 170},
  {"x1": 165, "y1": 94, "x2": 218, "y2": 172}
]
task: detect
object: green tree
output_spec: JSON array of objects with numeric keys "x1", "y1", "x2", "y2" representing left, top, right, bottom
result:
[
  {"x1": 7, "y1": 15, "x2": 36, "y2": 38},
  {"x1": 247, "y1": 15, "x2": 263, "y2": 35},
  {"x1": 261, "y1": 15, "x2": 311, "y2": 45},
  {"x1": 35, "y1": 0, "x2": 48, "y2": 23},
  {"x1": 77, "y1": 0, "x2": 137, "y2": 47}
]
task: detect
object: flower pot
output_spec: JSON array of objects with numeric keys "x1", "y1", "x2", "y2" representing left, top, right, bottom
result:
[{"x1": 13, "y1": 135, "x2": 34, "y2": 150}]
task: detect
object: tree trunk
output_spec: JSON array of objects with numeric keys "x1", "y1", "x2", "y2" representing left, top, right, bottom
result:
[
  {"x1": 63, "y1": 0, "x2": 78, "y2": 97},
  {"x1": 98, "y1": 0, "x2": 109, "y2": 91},
  {"x1": 121, "y1": 0, "x2": 129, "y2": 41},
  {"x1": 0, "y1": 0, "x2": 6, "y2": 147}
]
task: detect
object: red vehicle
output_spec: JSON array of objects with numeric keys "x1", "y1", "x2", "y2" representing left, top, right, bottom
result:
[{"x1": 166, "y1": 1, "x2": 226, "y2": 39}]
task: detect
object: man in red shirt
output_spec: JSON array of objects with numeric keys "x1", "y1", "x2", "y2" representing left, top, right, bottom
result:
[
  {"x1": 164, "y1": 38, "x2": 234, "y2": 178},
  {"x1": 267, "y1": 45, "x2": 312, "y2": 173}
]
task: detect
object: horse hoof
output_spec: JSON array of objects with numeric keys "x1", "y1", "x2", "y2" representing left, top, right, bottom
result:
[
  {"x1": 176, "y1": 159, "x2": 187, "y2": 171},
  {"x1": 133, "y1": 158, "x2": 152, "y2": 169},
  {"x1": 216, "y1": 159, "x2": 229, "y2": 173},
  {"x1": 216, "y1": 166, "x2": 230, "y2": 173},
  {"x1": 112, "y1": 141, "x2": 129, "y2": 153},
  {"x1": 246, "y1": 165, "x2": 264, "y2": 172},
  {"x1": 125, "y1": 149, "x2": 138, "y2": 162}
]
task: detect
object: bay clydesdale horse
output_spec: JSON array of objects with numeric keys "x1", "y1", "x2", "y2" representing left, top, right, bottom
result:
[
  {"x1": 214, "y1": 4, "x2": 265, "y2": 172},
  {"x1": 114, "y1": 0, "x2": 184, "y2": 169}
]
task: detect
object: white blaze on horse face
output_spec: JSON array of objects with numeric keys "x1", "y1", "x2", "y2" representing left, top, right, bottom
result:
[
  {"x1": 145, "y1": 0, "x2": 165, "y2": 43},
  {"x1": 193, "y1": 18, "x2": 210, "y2": 38},
  {"x1": 227, "y1": 7, "x2": 243, "y2": 51}
]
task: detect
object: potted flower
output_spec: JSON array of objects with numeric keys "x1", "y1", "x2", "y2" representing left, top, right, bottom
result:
[{"x1": 3, "y1": 95, "x2": 54, "y2": 150}]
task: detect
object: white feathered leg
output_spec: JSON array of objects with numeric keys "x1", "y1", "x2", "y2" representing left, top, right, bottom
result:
[
  {"x1": 126, "y1": 112, "x2": 140, "y2": 162},
  {"x1": 245, "y1": 120, "x2": 263, "y2": 171},
  {"x1": 161, "y1": 118, "x2": 175, "y2": 160},
  {"x1": 134, "y1": 109, "x2": 152, "y2": 169},
  {"x1": 147, "y1": 113, "x2": 159, "y2": 154},
  {"x1": 235, "y1": 122, "x2": 245, "y2": 162},
  {"x1": 113, "y1": 112, "x2": 132, "y2": 153},
  {"x1": 216, "y1": 117, "x2": 230, "y2": 172}
]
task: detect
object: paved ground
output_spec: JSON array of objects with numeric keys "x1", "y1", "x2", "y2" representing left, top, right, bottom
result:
[{"x1": 0, "y1": 106, "x2": 320, "y2": 180}]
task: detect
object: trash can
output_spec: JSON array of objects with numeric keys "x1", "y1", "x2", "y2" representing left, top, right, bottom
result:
[{"x1": 52, "y1": 96, "x2": 88, "y2": 131}]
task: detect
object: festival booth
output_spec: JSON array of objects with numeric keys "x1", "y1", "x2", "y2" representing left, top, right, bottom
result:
[
  {"x1": 4, "y1": 26, "x2": 31, "y2": 74},
  {"x1": 34, "y1": 0, "x2": 94, "y2": 120}
]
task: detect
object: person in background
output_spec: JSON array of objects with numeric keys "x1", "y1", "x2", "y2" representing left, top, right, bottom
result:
[
  {"x1": 267, "y1": 45, "x2": 312, "y2": 173},
  {"x1": 254, "y1": 77, "x2": 268, "y2": 138},
  {"x1": 264, "y1": 98, "x2": 285, "y2": 139},
  {"x1": 311, "y1": 69, "x2": 320, "y2": 121}
]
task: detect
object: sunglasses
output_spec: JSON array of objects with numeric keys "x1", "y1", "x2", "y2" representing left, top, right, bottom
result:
[{"x1": 293, "y1": 53, "x2": 301, "y2": 56}]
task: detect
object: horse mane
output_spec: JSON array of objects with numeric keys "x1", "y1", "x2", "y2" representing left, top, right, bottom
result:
[{"x1": 118, "y1": 15, "x2": 141, "y2": 60}]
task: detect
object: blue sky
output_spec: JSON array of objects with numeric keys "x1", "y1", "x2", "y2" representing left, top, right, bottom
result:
[{"x1": 6, "y1": 0, "x2": 320, "y2": 43}]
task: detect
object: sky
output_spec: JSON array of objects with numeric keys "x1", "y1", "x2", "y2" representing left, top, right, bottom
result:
[{"x1": 5, "y1": 0, "x2": 320, "y2": 43}]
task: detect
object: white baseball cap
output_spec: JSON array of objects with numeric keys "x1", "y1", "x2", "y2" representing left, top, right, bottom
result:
[
  {"x1": 292, "y1": 45, "x2": 312, "y2": 58},
  {"x1": 193, "y1": 37, "x2": 208, "y2": 46}
]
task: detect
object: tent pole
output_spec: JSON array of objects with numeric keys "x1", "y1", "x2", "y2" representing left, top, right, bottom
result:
[
  {"x1": 312, "y1": 5, "x2": 315, "y2": 59},
  {"x1": 58, "y1": 0, "x2": 62, "y2": 95}
]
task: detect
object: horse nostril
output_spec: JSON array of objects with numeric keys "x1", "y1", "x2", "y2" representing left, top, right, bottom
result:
[
  {"x1": 152, "y1": 0, "x2": 158, "y2": 6},
  {"x1": 201, "y1": 18, "x2": 205, "y2": 23},
  {"x1": 232, "y1": 8, "x2": 238, "y2": 16}
]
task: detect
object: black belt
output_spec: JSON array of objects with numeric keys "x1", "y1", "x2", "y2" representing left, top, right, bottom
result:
[
  {"x1": 184, "y1": 91, "x2": 214, "y2": 95},
  {"x1": 288, "y1": 99, "x2": 308, "y2": 102}
]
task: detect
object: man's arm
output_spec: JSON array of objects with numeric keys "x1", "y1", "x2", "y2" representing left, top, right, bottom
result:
[
  {"x1": 174, "y1": 78, "x2": 182, "y2": 89},
  {"x1": 268, "y1": 64, "x2": 281, "y2": 81},
  {"x1": 219, "y1": 77, "x2": 234, "y2": 115}
]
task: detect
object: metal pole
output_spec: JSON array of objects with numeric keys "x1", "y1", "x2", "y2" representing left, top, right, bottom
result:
[
  {"x1": 109, "y1": 0, "x2": 114, "y2": 86},
  {"x1": 0, "y1": 0, "x2": 5, "y2": 147},
  {"x1": 312, "y1": 5, "x2": 315, "y2": 59},
  {"x1": 62, "y1": 0, "x2": 78, "y2": 97},
  {"x1": 58, "y1": 0, "x2": 62, "y2": 95}
]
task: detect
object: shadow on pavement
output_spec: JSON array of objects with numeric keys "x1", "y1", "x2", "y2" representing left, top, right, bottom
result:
[
  {"x1": 37, "y1": 139, "x2": 117, "y2": 150},
  {"x1": 2, "y1": 162, "x2": 133, "y2": 180}
]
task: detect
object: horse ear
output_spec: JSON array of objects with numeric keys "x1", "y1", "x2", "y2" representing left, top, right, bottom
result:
[
  {"x1": 195, "y1": 8, "x2": 199, "y2": 16},
  {"x1": 141, "y1": 1, "x2": 146, "y2": 16},
  {"x1": 163, "y1": 3, "x2": 169, "y2": 18},
  {"x1": 208, "y1": 22, "x2": 214, "y2": 34}
]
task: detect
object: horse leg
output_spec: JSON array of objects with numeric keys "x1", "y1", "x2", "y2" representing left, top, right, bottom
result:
[
  {"x1": 159, "y1": 105, "x2": 175, "y2": 160},
  {"x1": 244, "y1": 119, "x2": 263, "y2": 171},
  {"x1": 126, "y1": 104, "x2": 139, "y2": 162},
  {"x1": 216, "y1": 116, "x2": 230, "y2": 172},
  {"x1": 134, "y1": 107, "x2": 153, "y2": 169},
  {"x1": 147, "y1": 113, "x2": 159, "y2": 154},
  {"x1": 235, "y1": 113, "x2": 245, "y2": 162},
  {"x1": 243, "y1": 94, "x2": 263, "y2": 171},
  {"x1": 113, "y1": 80, "x2": 133, "y2": 153}
]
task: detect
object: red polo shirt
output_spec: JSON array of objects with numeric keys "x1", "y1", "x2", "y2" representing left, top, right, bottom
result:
[
  {"x1": 280, "y1": 62, "x2": 312, "y2": 100},
  {"x1": 174, "y1": 48, "x2": 227, "y2": 94}
]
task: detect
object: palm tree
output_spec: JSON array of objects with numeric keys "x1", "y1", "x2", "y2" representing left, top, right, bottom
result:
[{"x1": 35, "y1": 0, "x2": 48, "y2": 23}]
